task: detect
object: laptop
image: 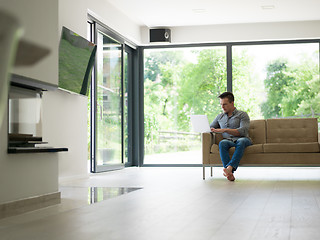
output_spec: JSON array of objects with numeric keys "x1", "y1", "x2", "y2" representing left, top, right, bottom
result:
[{"x1": 190, "y1": 115, "x2": 212, "y2": 133}]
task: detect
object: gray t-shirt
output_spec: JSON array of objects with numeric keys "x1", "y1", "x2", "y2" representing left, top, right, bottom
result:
[{"x1": 210, "y1": 108, "x2": 251, "y2": 141}]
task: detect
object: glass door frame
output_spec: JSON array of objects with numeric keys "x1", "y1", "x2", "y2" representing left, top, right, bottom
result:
[
  {"x1": 124, "y1": 45, "x2": 134, "y2": 167},
  {"x1": 90, "y1": 21, "x2": 133, "y2": 172}
]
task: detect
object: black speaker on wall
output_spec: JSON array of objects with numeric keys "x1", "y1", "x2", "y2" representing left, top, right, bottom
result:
[{"x1": 150, "y1": 29, "x2": 171, "y2": 43}]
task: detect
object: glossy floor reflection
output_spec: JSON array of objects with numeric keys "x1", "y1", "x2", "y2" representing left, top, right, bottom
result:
[
  {"x1": 59, "y1": 186, "x2": 142, "y2": 210},
  {"x1": 88, "y1": 187, "x2": 142, "y2": 204}
]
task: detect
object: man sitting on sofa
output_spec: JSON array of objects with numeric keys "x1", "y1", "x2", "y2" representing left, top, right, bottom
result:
[{"x1": 210, "y1": 92, "x2": 252, "y2": 181}]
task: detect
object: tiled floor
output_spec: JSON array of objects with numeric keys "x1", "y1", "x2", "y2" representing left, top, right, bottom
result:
[{"x1": 0, "y1": 167, "x2": 320, "y2": 240}]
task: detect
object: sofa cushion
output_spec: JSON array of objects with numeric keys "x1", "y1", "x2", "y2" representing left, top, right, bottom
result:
[
  {"x1": 264, "y1": 142, "x2": 320, "y2": 153},
  {"x1": 266, "y1": 118, "x2": 318, "y2": 143},
  {"x1": 211, "y1": 144, "x2": 264, "y2": 154},
  {"x1": 230, "y1": 144, "x2": 264, "y2": 154},
  {"x1": 248, "y1": 120, "x2": 266, "y2": 144}
]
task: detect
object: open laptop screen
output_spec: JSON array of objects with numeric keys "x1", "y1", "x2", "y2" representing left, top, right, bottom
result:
[{"x1": 190, "y1": 115, "x2": 211, "y2": 133}]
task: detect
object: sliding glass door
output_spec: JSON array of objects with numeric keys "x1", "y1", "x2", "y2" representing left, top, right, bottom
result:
[
  {"x1": 94, "y1": 29, "x2": 123, "y2": 172},
  {"x1": 89, "y1": 21, "x2": 135, "y2": 172}
]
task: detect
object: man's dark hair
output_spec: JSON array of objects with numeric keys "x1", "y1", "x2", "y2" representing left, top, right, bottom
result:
[{"x1": 219, "y1": 92, "x2": 234, "y2": 103}]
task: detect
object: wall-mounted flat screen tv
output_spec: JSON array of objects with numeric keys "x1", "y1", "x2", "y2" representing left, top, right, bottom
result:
[{"x1": 59, "y1": 26, "x2": 96, "y2": 96}]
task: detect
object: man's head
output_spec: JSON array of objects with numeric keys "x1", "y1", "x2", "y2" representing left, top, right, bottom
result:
[{"x1": 218, "y1": 92, "x2": 235, "y2": 114}]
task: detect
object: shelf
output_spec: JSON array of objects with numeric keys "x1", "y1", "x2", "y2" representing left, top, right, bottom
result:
[
  {"x1": 10, "y1": 74, "x2": 58, "y2": 91},
  {"x1": 8, "y1": 147, "x2": 68, "y2": 154}
]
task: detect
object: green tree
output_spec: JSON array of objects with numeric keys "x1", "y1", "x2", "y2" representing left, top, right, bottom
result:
[
  {"x1": 232, "y1": 49, "x2": 263, "y2": 119},
  {"x1": 288, "y1": 57, "x2": 320, "y2": 117},
  {"x1": 177, "y1": 49, "x2": 227, "y2": 131},
  {"x1": 144, "y1": 50, "x2": 185, "y2": 82},
  {"x1": 296, "y1": 74, "x2": 320, "y2": 116},
  {"x1": 261, "y1": 59, "x2": 295, "y2": 118},
  {"x1": 262, "y1": 54, "x2": 319, "y2": 119},
  {"x1": 144, "y1": 50, "x2": 185, "y2": 153}
]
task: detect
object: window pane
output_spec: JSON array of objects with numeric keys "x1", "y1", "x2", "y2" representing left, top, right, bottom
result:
[
  {"x1": 233, "y1": 43, "x2": 320, "y2": 123},
  {"x1": 96, "y1": 31, "x2": 122, "y2": 166},
  {"x1": 144, "y1": 47, "x2": 227, "y2": 164}
]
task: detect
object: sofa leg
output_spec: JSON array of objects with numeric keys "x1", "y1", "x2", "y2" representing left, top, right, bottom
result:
[
  {"x1": 211, "y1": 167, "x2": 213, "y2": 177},
  {"x1": 203, "y1": 166, "x2": 205, "y2": 180}
]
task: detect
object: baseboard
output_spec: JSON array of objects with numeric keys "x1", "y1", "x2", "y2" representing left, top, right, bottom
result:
[{"x1": 0, "y1": 192, "x2": 61, "y2": 219}]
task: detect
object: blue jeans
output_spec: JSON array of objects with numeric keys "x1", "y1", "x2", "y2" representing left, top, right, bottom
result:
[{"x1": 219, "y1": 138, "x2": 252, "y2": 172}]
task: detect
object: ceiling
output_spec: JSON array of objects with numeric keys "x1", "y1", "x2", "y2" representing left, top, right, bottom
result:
[{"x1": 106, "y1": 0, "x2": 320, "y2": 27}]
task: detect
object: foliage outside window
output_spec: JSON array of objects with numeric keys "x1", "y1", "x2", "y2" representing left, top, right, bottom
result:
[
  {"x1": 233, "y1": 43, "x2": 320, "y2": 120},
  {"x1": 144, "y1": 42, "x2": 320, "y2": 164},
  {"x1": 144, "y1": 47, "x2": 227, "y2": 158}
]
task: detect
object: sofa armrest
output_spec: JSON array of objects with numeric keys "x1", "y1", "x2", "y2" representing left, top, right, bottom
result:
[{"x1": 202, "y1": 132, "x2": 215, "y2": 164}]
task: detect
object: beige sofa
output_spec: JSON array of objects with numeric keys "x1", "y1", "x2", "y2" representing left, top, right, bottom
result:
[{"x1": 202, "y1": 118, "x2": 320, "y2": 179}]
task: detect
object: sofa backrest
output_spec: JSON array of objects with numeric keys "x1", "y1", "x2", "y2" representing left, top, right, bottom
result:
[
  {"x1": 214, "y1": 119, "x2": 266, "y2": 145},
  {"x1": 248, "y1": 120, "x2": 266, "y2": 144},
  {"x1": 266, "y1": 118, "x2": 318, "y2": 143}
]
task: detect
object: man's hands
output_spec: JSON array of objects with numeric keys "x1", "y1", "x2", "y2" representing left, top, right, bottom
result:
[
  {"x1": 210, "y1": 128, "x2": 241, "y2": 137},
  {"x1": 210, "y1": 128, "x2": 225, "y2": 133}
]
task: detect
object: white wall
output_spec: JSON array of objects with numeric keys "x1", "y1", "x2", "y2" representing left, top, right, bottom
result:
[
  {"x1": 0, "y1": 0, "x2": 59, "y2": 204},
  {"x1": 141, "y1": 20, "x2": 320, "y2": 45},
  {"x1": 42, "y1": 90, "x2": 88, "y2": 182},
  {"x1": 56, "y1": 0, "x2": 141, "y2": 182}
]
